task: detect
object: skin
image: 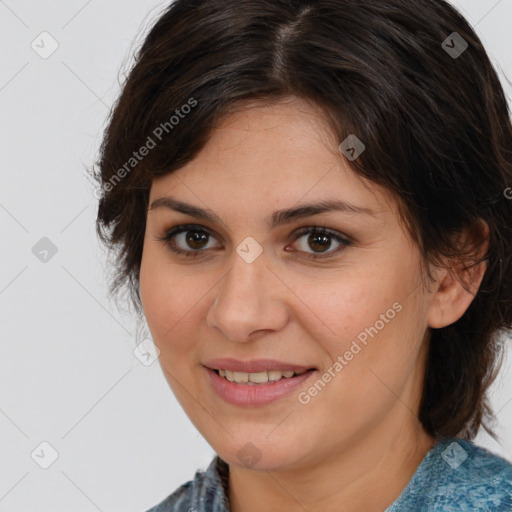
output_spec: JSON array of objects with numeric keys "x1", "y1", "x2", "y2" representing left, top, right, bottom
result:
[{"x1": 139, "y1": 96, "x2": 487, "y2": 512}]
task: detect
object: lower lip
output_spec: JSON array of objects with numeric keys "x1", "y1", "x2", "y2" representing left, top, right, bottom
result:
[{"x1": 205, "y1": 367, "x2": 316, "y2": 406}]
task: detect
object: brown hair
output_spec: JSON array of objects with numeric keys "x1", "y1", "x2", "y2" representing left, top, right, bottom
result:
[{"x1": 93, "y1": 0, "x2": 512, "y2": 441}]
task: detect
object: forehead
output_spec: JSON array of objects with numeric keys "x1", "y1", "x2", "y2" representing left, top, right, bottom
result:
[{"x1": 149, "y1": 98, "x2": 397, "y2": 219}]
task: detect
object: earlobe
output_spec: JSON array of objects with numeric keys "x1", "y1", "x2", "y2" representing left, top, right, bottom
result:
[{"x1": 427, "y1": 221, "x2": 489, "y2": 329}]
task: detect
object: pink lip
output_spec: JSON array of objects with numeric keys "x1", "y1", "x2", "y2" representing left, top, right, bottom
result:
[
  {"x1": 204, "y1": 367, "x2": 317, "y2": 407},
  {"x1": 203, "y1": 358, "x2": 316, "y2": 373}
]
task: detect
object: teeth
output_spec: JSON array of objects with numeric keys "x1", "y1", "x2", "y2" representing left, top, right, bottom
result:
[
  {"x1": 217, "y1": 368, "x2": 307, "y2": 384},
  {"x1": 248, "y1": 371, "x2": 269, "y2": 383},
  {"x1": 269, "y1": 370, "x2": 286, "y2": 381},
  {"x1": 233, "y1": 371, "x2": 249, "y2": 383}
]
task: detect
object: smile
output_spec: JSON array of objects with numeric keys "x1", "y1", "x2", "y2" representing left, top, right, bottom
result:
[
  {"x1": 214, "y1": 368, "x2": 308, "y2": 384},
  {"x1": 205, "y1": 366, "x2": 317, "y2": 406}
]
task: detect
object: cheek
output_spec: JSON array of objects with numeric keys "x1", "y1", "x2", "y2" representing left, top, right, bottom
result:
[
  {"x1": 308, "y1": 262, "x2": 425, "y2": 379},
  {"x1": 300, "y1": 278, "x2": 427, "y2": 427},
  {"x1": 140, "y1": 273, "x2": 186, "y2": 344},
  {"x1": 139, "y1": 246, "x2": 162, "y2": 331},
  {"x1": 140, "y1": 244, "x2": 180, "y2": 342},
  {"x1": 139, "y1": 244, "x2": 211, "y2": 356},
  {"x1": 295, "y1": 267, "x2": 407, "y2": 344}
]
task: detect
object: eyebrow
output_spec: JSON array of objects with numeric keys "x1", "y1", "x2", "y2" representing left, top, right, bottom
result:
[{"x1": 149, "y1": 196, "x2": 376, "y2": 228}]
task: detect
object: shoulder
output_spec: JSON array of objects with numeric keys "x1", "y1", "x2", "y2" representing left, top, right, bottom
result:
[
  {"x1": 435, "y1": 438, "x2": 512, "y2": 511},
  {"x1": 439, "y1": 438, "x2": 512, "y2": 510},
  {"x1": 388, "y1": 437, "x2": 512, "y2": 512},
  {"x1": 144, "y1": 455, "x2": 230, "y2": 512}
]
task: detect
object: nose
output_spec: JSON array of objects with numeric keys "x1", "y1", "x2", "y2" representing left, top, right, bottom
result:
[{"x1": 206, "y1": 249, "x2": 289, "y2": 342}]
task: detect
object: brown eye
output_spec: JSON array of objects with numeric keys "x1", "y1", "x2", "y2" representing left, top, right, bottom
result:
[
  {"x1": 158, "y1": 224, "x2": 222, "y2": 257},
  {"x1": 306, "y1": 232, "x2": 332, "y2": 253},
  {"x1": 290, "y1": 227, "x2": 352, "y2": 259},
  {"x1": 183, "y1": 230, "x2": 210, "y2": 250}
]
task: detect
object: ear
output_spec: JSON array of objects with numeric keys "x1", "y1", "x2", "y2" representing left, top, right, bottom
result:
[{"x1": 427, "y1": 220, "x2": 489, "y2": 329}]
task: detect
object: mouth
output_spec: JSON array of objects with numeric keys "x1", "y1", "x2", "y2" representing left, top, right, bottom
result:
[
  {"x1": 212, "y1": 367, "x2": 316, "y2": 385},
  {"x1": 203, "y1": 358, "x2": 318, "y2": 405}
]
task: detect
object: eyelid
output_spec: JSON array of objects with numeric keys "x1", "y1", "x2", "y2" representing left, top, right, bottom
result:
[
  {"x1": 291, "y1": 225, "x2": 353, "y2": 244},
  {"x1": 158, "y1": 223, "x2": 222, "y2": 241}
]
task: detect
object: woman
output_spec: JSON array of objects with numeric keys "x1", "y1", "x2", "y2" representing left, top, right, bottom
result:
[{"x1": 93, "y1": 0, "x2": 512, "y2": 510}]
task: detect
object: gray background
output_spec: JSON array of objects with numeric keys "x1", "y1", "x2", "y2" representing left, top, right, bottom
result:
[{"x1": 1, "y1": 1, "x2": 511, "y2": 510}]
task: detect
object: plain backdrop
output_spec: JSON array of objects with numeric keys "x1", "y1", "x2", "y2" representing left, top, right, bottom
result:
[{"x1": 1, "y1": 1, "x2": 511, "y2": 511}]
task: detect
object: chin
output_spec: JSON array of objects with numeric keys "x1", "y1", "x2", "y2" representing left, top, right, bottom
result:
[{"x1": 212, "y1": 436, "x2": 310, "y2": 472}]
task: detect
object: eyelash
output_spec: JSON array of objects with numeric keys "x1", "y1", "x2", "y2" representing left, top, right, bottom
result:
[{"x1": 156, "y1": 223, "x2": 352, "y2": 261}]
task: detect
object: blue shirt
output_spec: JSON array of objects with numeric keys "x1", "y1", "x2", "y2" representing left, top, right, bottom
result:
[{"x1": 145, "y1": 436, "x2": 512, "y2": 511}]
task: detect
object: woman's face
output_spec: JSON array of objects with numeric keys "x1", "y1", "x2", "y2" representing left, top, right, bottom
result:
[{"x1": 139, "y1": 97, "x2": 436, "y2": 471}]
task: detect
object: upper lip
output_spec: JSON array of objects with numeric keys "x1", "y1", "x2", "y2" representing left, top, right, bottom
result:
[{"x1": 204, "y1": 358, "x2": 316, "y2": 373}]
